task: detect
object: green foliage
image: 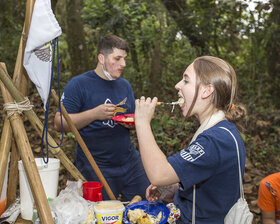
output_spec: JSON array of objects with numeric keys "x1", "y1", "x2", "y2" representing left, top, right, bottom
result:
[
  {"x1": 81, "y1": 0, "x2": 196, "y2": 99},
  {"x1": 0, "y1": 0, "x2": 25, "y2": 74},
  {"x1": 148, "y1": 107, "x2": 199, "y2": 156}
]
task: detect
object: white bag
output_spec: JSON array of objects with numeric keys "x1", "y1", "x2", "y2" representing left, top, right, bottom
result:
[
  {"x1": 190, "y1": 126, "x2": 254, "y2": 224},
  {"x1": 224, "y1": 198, "x2": 253, "y2": 224},
  {"x1": 220, "y1": 127, "x2": 253, "y2": 224}
]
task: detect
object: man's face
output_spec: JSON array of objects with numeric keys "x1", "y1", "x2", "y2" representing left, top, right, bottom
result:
[{"x1": 104, "y1": 48, "x2": 127, "y2": 79}]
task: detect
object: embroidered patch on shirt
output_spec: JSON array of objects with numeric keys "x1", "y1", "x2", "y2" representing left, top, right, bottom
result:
[{"x1": 180, "y1": 142, "x2": 205, "y2": 162}]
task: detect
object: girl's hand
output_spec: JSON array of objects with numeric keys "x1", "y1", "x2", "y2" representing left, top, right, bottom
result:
[
  {"x1": 146, "y1": 184, "x2": 161, "y2": 202},
  {"x1": 135, "y1": 96, "x2": 157, "y2": 125},
  {"x1": 158, "y1": 183, "x2": 178, "y2": 202}
]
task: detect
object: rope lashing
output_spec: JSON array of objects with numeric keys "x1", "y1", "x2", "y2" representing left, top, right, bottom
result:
[{"x1": 3, "y1": 97, "x2": 34, "y2": 117}]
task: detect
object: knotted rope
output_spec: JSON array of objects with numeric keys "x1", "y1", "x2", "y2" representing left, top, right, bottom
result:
[{"x1": 3, "y1": 97, "x2": 34, "y2": 118}]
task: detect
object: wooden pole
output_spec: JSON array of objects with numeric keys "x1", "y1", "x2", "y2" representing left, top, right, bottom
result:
[
  {"x1": 13, "y1": 0, "x2": 36, "y2": 94},
  {"x1": 1, "y1": 87, "x2": 53, "y2": 223},
  {"x1": 1, "y1": 0, "x2": 35, "y2": 211},
  {"x1": 8, "y1": 114, "x2": 53, "y2": 224},
  {"x1": 9, "y1": 0, "x2": 36, "y2": 202},
  {"x1": 0, "y1": 64, "x2": 13, "y2": 205},
  {"x1": 51, "y1": 90, "x2": 116, "y2": 200},
  {"x1": 12, "y1": 28, "x2": 29, "y2": 95},
  {"x1": 1, "y1": 0, "x2": 55, "y2": 221},
  {"x1": 6, "y1": 140, "x2": 19, "y2": 208},
  {"x1": 0, "y1": 63, "x2": 86, "y2": 182},
  {"x1": 0, "y1": 118, "x2": 12, "y2": 198}
]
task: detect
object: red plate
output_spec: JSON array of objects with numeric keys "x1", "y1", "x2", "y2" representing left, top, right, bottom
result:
[{"x1": 112, "y1": 114, "x2": 135, "y2": 125}]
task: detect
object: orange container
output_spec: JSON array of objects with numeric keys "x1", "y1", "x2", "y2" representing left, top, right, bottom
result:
[
  {"x1": 0, "y1": 198, "x2": 6, "y2": 216},
  {"x1": 0, "y1": 153, "x2": 9, "y2": 216}
]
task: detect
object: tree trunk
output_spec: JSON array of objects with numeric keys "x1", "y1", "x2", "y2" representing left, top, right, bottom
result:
[
  {"x1": 65, "y1": 0, "x2": 89, "y2": 77},
  {"x1": 129, "y1": 42, "x2": 140, "y2": 73},
  {"x1": 266, "y1": 0, "x2": 280, "y2": 105},
  {"x1": 150, "y1": 40, "x2": 162, "y2": 96},
  {"x1": 161, "y1": 0, "x2": 209, "y2": 54}
]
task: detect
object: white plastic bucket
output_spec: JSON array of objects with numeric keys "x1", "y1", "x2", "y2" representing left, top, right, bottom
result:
[{"x1": 18, "y1": 158, "x2": 60, "y2": 220}]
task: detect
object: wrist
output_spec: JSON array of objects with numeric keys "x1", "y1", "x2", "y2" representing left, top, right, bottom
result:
[
  {"x1": 90, "y1": 107, "x2": 99, "y2": 121},
  {"x1": 135, "y1": 120, "x2": 150, "y2": 130}
]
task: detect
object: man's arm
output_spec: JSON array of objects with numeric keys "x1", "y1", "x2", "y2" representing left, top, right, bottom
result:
[
  {"x1": 54, "y1": 103, "x2": 116, "y2": 132},
  {"x1": 261, "y1": 210, "x2": 276, "y2": 224}
]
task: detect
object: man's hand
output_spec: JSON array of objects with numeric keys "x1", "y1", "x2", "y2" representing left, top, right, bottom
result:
[
  {"x1": 93, "y1": 103, "x2": 116, "y2": 120},
  {"x1": 54, "y1": 103, "x2": 117, "y2": 132}
]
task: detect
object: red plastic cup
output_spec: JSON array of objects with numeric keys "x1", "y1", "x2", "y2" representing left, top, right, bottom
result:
[{"x1": 82, "y1": 181, "x2": 103, "y2": 202}]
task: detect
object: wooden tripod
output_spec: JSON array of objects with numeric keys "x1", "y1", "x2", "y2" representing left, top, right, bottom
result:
[{"x1": 0, "y1": 0, "x2": 115, "y2": 223}]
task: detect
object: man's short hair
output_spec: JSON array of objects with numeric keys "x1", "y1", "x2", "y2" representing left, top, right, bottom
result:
[{"x1": 97, "y1": 35, "x2": 129, "y2": 56}]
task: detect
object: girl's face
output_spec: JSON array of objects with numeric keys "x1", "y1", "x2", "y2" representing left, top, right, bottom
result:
[{"x1": 175, "y1": 63, "x2": 197, "y2": 117}]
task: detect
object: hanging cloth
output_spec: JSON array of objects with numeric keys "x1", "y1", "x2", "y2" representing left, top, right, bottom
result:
[{"x1": 23, "y1": 0, "x2": 62, "y2": 110}]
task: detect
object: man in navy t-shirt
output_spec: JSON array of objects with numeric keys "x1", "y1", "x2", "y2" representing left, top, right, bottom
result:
[{"x1": 54, "y1": 35, "x2": 150, "y2": 200}]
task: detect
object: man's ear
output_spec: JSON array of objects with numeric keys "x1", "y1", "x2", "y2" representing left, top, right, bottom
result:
[
  {"x1": 202, "y1": 84, "x2": 215, "y2": 99},
  {"x1": 97, "y1": 54, "x2": 104, "y2": 64}
]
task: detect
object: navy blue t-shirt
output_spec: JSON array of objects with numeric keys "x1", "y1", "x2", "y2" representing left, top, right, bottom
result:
[
  {"x1": 168, "y1": 120, "x2": 246, "y2": 223},
  {"x1": 61, "y1": 70, "x2": 136, "y2": 170}
]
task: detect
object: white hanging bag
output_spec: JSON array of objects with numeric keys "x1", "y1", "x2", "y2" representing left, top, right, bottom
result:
[{"x1": 220, "y1": 127, "x2": 253, "y2": 224}]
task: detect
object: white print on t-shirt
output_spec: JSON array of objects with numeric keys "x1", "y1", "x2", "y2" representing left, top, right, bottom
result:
[
  {"x1": 180, "y1": 142, "x2": 205, "y2": 162},
  {"x1": 61, "y1": 92, "x2": 65, "y2": 101},
  {"x1": 102, "y1": 98, "x2": 116, "y2": 128}
]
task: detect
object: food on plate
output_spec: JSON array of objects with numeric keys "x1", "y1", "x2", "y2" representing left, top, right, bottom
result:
[
  {"x1": 127, "y1": 209, "x2": 145, "y2": 223},
  {"x1": 112, "y1": 114, "x2": 135, "y2": 125},
  {"x1": 137, "y1": 214, "x2": 153, "y2": 224},
  {"x1": 114, "y1": 107, "x2": 127, "y2": 116},
  {"x1": 122, "y1": 117, "x2": 134, "y2": 122},
  {"x1": 127, "y1": 209, "x2": 161, "y2": 224}
]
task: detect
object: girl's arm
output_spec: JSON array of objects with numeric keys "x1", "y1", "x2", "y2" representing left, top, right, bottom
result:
[{"x1": 135, "y1": 97, "x2": 180, "y2": 186}]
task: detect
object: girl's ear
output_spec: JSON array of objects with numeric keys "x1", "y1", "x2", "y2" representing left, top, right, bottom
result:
[{"x1": 202, "y1": 84, "x2": 215, "y2": 99}]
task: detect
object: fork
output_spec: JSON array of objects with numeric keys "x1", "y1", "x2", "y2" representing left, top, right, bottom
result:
[
  {"x1": 116, "y1": 97, "x2": 127, "y2": 106},
  {"x1": 157, "y1": 102, "x2": 176, "y2": 106}
]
